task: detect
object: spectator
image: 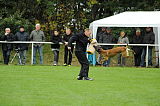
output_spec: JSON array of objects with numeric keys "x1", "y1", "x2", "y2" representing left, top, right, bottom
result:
[
  {"x1": 96, "y1": 27, "x2": 106, "y2": 65},
  {"x1": 1, "y1": 28, "x2": 15, "y2": 65},
  {"x1": 15, "y1": 26, "x2": 29, "y2": 65},
  {"x1": 117, "y1": 31, "x2": 129, "y2": 66},
  {"x1": 99, "y1": 27, "x2": 115, "y2": 67},
  {"x1": 141, "y1": 27, "x2": 155, "y2": 67},
  {"x1": 30, "y1": 24, "x2": 45, "y2": 64},
  {"x1": 131, "y1": 29, "x2": 143, "y2": 67},
  {"x1": 62, "y1": 28, "x2": 74, "y2": 66},
  {"x1": 51, "y1": 30, "x2": 62, "y2": 66}
]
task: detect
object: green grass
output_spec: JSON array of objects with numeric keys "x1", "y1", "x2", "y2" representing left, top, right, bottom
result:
[{"x1": 0, "y1": 66, "x2": 160, "y2": 106}]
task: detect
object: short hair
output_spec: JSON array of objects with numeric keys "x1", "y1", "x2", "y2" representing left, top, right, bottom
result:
[
  {"x1": 19, "y1": 26, "x2": 24, "y2": 29},
  {"x1": 5, "y1": 28, "x2": 10, "y2": 31},
  {"x1": 35, "y1": 24, "x2": 41, "y2": 27},
  {"x1": 66, "y1": 28, "x2": 71, "y2": 30},
  {"x1": 84, "y1": 28, "x2": 91, "y2": 32}
]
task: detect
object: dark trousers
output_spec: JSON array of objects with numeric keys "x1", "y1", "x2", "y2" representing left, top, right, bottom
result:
[
  {"x1": 75, "y1": 51, "x2": 89, "y2": 77},
  {"x1": 53, "y1": 50, "x2": 59, "y2": 64},
  {"x1": 118, "y1": 54, "x2": 126, "y2": 66},
  {"x1": 3, "y1": 50, "x2": 11, "y2": 65},
  {"x1": 64, "y1": 46, "x2": 73, "y2": 65},
  {"x1": 134, "y1": 51, "x2": 142, "y2": 66}
]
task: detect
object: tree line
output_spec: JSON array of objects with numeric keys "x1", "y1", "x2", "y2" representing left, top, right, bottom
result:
[{"x1": 0, "y1": 0, "x2": 160, "y2": 40}]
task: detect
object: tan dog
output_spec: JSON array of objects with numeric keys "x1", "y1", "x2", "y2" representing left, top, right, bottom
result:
[{"x1": 97, "y1": 47, "x2": 131, "y2": 63}]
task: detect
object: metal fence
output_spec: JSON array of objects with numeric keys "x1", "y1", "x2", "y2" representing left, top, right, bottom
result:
[{"x1": 0, "y1": 41, "x2": 159, "y2": 67}]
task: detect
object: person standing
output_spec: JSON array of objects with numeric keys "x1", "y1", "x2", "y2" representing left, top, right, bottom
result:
[
  {"x1": 15, "y1": 26, "x2": 29, "y2": 65},
  {"x1": 62, "y1": 28, "x2": 74, "y2": 66},
  {"x1": 68, "y1": 28, "x2": 93, "y2": 80},
  {"x1": 99, "y1": 27, "x2": 115, "y2": 67},
  {"x1": 1, "y1": 28, "x2": 15, "y2": 65},
  {"x1": 30, "y1": 24, "x2": 45, "y2": 64},
  {"x1": 117, "y1": 31, "x2": 129, "y2": 66},
  {"x1": 131, "y1": 29, "x2": 143, "y2": 67},
  {"x1": 141, "y1": 27, "x2": 155, "y2": 67},
  {"x1": 50, "y1": 30, "x2": 62, "y2": 66},
  {"x1": 96, "y1": 27, "x2": 106, "y2": 65}
]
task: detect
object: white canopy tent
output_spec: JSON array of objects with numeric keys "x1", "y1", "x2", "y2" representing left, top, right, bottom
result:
[{"x1": 89, "y1": 11, "x2": 160, "y2": 67}]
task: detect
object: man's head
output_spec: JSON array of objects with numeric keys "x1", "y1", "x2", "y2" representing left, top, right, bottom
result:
[
  {"x1": 120, "y1": 31, "x2": 125, "y2": 37},
  {"x1": 146, "y1": 27, "x2": 152, "y2": 32},
  {"x1": 136, "y1": 29, "x2": 141, "y2": 36},
  {"x1": 66, "y1": 28, "x2": 71, "y2": 35},
  {"x1": 19, "y1": 26, "x2": 25, "y2": 32},
  {"x1": 35, "y1": 24, "x2": 41, "y2": 31},
  {"x1": 84, "y1": 28, "x2": 92, "y2": 37},
  {"x1": 106, "y1": 27, "x2": 111, "y2": 34},
  {"x1": 5, "y1": 28, "x2": 11, "y2": 34},
  {"x1": 54, "y1": 30, "x2": 59, "y2": 36},
  {"x1": 101, "y1": 27, "x2": 106, "y2": 32}
]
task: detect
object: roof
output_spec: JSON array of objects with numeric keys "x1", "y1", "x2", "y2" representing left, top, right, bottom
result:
[{"x1": 91, "y1": 11, "x2": 160, "y2": 27}]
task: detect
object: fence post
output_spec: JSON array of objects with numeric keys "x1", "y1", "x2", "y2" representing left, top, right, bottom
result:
[
  {"x1": 31, "y1": 43, "x2": 34, "y2": 65},
  {"x1": 146, "y1": 45, "x2": 149, "y2": 67}
]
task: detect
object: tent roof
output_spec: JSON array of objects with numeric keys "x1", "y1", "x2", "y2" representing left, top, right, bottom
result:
[{"x1": 91, "y1": 11, "x2": 160, "y2": 27}]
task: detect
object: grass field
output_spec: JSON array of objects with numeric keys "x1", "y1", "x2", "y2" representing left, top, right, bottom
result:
[{"x1": 0, "y1": 66, "x2": 160, "y2": 106}]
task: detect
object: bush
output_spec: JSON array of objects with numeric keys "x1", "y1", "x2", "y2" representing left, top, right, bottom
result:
[{"x1": 0, "y1": 11, "x2": 34, "y2": 35}]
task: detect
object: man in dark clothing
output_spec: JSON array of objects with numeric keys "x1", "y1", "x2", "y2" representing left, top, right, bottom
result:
[
  {"x1": 99, "y1": 27, "x2": 115, "y2": 66},
  {"x1": 132, "y1": 29, "x2": 143, "y2": 67},
  {"x1": 15, "y1": 26, "x2": 29, "y2": 65},
  {"x1": 62, "y1": 28, "x2": 74, "y2": 66},
  {"x1": 50, "y1": 30, "x2": 62, "y2": 66},
  {"x1": 96, "y1": 27, "x2": 106, "y2": 43},
  {"x1": 1, "y1": 28, "x2": 15, "y2": 65},
  {"x1": 68, "y1": 28, "x2": 93, "y2": 80},
  {"x1": 96, "y1": 27, "x2": 106, "y2": 65},
  {"x1": 141, "y1": 27, "x2": 155, "y2": 67}
]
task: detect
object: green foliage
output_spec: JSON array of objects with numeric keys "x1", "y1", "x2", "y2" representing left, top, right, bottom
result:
[
  {"x1": 1, "y1": 0, "x2": 160, "y2": 37},
  {"x1": 0, "y1": 11, "x2": 34, "y2": 35}
]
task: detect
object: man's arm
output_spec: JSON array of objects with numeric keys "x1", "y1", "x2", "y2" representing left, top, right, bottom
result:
[
  {"x1": 30, "y1": 31, "x2": 34, "y2": 41},
  {"x1": 68, "y1": 34, "x2": 79, "y2": 49},
  {"x1": 150, "y1": 33, "x2": 155, "y2": 44},
  {"x1": 42, "y1": 31, "x2": 45, "y2": 42}
]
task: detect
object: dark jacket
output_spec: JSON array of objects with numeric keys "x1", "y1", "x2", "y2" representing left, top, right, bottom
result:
[
  {"x1": 143, "y1": 31, "x2": 155, "y2": 44},
  {"x1": 143, "y1": 31, "x2": 155, "y2": 49},
  {"x1": 1, "y1": 33, "x2": 15, "y2": 51},
  {"x1": 50, "y1": 35, "x2": 62, "y2": 49},
  {"x1": 99, "y1": 32, "x2": 115, "y2": 50},
  {"x1": 68, "y1": 32, "x2": 90, "y2": 52},
  {"x1": 62, "y1": 33, "x2": 74, "y2": 47},
  {"x1": 15, "y1": 31, "x2": 29, "y2": 50},
  {"x1": 96, "y1": 31, "x2": 105, "y2": 43},
  {"x1": 131, "y1": 35, "x2": 143, "y2": 54}
]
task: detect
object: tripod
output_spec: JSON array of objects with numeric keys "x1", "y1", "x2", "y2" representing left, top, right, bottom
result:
[{"x1": 10, "y1": 50, "x2": 22, "y2": 64}]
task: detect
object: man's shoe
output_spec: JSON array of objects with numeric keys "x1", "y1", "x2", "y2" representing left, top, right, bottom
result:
[
  {"x1": 63, "y1": 63, "x2": 67, "y2": 66},
  {"x1": 77, "y1": 76, "x2": 83, "y2": 80},
  {"x1": 84, "y1": 77, "x2": 93, "y2": 81}
]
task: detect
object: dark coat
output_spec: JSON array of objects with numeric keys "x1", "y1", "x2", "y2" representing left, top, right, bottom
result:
[
  {"x1": 68, "y1": 32, "x2": 90, "y2": 52},
  {"x1": 15, "y1": 31, "x2": 29, "y2": 50},
  {"x1": 131, "y1": 35, "x2": 143, "y2": 54},
  {"x1": 96, "y1": 31, "x2": 105, "y2": 43},
  {"x1": 143, "y1": 31, "x2": 155, "y2": 49},
  {"x1": 50, "y1": 35, "x2": 62, "y2": 49},
  {"x1": 1, "y1": 33, "x2": 15, "y2": 51},
  {"x1": 62, "y1": 33, "x2": 74, "y2": 47},
  {"x1": 99, "y1": 32, "x2": 115, "y2": 50}
]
